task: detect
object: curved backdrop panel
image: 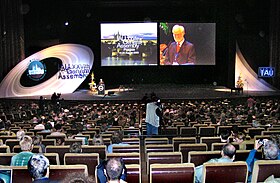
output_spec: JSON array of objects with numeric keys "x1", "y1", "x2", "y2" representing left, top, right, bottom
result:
[
  {"x1": 235, "y1": 43, "x2": 275, "y2": 91},
  {"x1": 0, "y1": 44, "x2": 94, "y2": 98}
]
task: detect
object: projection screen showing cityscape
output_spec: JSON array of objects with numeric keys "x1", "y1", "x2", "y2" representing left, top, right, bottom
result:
[{"x1": 101, "y1": 22, "x2": 158, "y2": 66}]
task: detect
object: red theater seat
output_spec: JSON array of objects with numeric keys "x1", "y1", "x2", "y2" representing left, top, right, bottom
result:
[
  {"x1": 202, "y1": 161, "x2": 248, "y2": 183},
  {"x1": 251, "y1": 160, "x2": 280, "y2": 182},
  {"x1": 150, "y1": 163, "x2": 195, "y2": 183}
]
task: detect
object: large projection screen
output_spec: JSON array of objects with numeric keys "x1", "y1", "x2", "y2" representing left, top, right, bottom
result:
[
  {"x1": 101, "y1": 22, "x2": 158, "y2": 66},
  {"x1": 160, "y1": 23, "x2": 216, "y2": 65}
]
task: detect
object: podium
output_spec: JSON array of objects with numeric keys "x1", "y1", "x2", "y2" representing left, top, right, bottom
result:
[{"x1": 97, "y1": 79, "x2": 105, "y2": 95}]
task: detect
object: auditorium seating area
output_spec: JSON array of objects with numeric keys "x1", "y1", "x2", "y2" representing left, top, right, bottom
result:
[{"x1": 0, "y1": 96, "x2": 279, "y2": 182}]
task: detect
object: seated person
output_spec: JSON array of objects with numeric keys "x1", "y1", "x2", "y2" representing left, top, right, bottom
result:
[
  {"x1": 220, "y1": 130, "x2": 230, "y2": 143},
  {"x1": 16, "y1": 127, "x2": 25, "y2": 140},
  {"x1": 270, "y1": 134, "x2": 280, "y2": 159},
  {"x1": 50, "y1": 123, "x2": 66, "y2": 137},
  {"x1": 233, "y1": 132, "x2": 246, "y2": 150},
  {"x1": 34, "y1": 120, "x2": 45, "y2": 130},
  {"x1": 61, "y1": 172, "x2": 94, "y2": 183},
  {"x1": 69, "y1": 142, "x2": 82, "y2": 153},
  {"x1": 93, "y1": 133, "x2": 104, "y2": 146},
  {"x1": 195, "y1": 143, "x2": 236, "y2": 183},
  {"x1": 97, "y1": 158, "x2": 127, "y2": 183},
  {"x1": 32, "y1": 135, "x2": 46, "y2": 153},
  {"x1": 107, "y1": 131, "x2": 129, "y2": 153},
  {"x1": 246, "y1": 139, "x2": 280, "y2": 182},
  {"x1": 50, "y1": 123, "x2": 66, "y2": 145},
  {"x1": 28, "y1": 154, "x2": 58, "y2": 183},
  {"x1": 11, "y1": 135, "x2": 34, "y2": 166}
]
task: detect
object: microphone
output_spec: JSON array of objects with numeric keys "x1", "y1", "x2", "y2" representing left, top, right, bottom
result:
[{"x1": 162, "y1": 41, "x2": 172, "y2": 56}]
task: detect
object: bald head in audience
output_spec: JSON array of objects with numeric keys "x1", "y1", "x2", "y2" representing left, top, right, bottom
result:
[{"x1": 221, "y1": 143, "x2": 236, "y2": 160}]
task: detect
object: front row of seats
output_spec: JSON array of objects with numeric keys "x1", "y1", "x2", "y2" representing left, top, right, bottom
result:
[
  {"x1": 2, "y1": 160, "x2": 280, "y2": 183},
  {"x1": 1, "y1": 152, "x2": 280, "y2": 183}
]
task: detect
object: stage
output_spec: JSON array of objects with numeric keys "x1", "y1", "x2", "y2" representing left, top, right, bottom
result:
[{"x1": 5, "y1": 84, "x2": 280, "y2": 102}]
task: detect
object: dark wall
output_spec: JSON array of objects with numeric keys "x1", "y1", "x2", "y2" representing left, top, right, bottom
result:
[{"x1": 20, "y1": 0, "x2": 270, "y2": 89}]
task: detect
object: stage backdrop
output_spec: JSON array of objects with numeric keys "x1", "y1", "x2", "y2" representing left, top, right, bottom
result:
[{"x1": 0, "y1": 44, "x2": 94, "y2": 98}]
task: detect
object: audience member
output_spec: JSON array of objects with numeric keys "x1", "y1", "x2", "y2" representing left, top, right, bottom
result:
[
  {"x1": 195, "y1": 143, "x2": 236, "y2": 183},
  {"x1": 69, "y1": 142, "x2": 82, "y2": 153},
  {"x1": 247, "y1": 96, "x2": 256, "y2": 109},
  {"x1": 217, "y1": 109, "x2": 226, "y2": 125},
  {"x1": 233, "y1": 132, "x2": 246, "y2": 150},
  {"x1": 97, "y1": 158, "x2": 127, "y2": 183},
  {"x1": 93, "y1": 133, "x2": 104, "y2": 146},
  {"x1": 2, "y1": 120, "x2": 15, "y2": 136},
  {"x1": 0, "y1": 119, "x2": 5, "y2": 130},
  {"x1": 34, "y1": 120, "x2": 45, "y2": 130},
  {"x1": 28, "y1": 154, "x2": 58, "y2": 183},
  {"x1": 50, "y1": 123, "x2": 66, "y2": 145},
  {"x1": 246, "y1": 139, "x2": 280, "y2": 182},
  {"x1": 11, "y1": 135, "x2": 34, "y2": 166},
  {"x1": 16, "y1": 127, "x2": 25, "y2": 140},
  {"x1": 107, "y1": 131, "x2": 129, "y2": 153},
  {"x1": 41, "y1": 122, "x2": 53, "y2": 132},
  {"x1": 50, "y1": 123, "x2": 65, "y2": 136},
  {"x1": 271, "y1": 134, "x2": 280, "y2": 149},
  {"x1": 105, "y1": 158, "x2": 127, "y2": 183},
  {"x1": 61, "y1": 172, "x2": 95, "y2": 183},
  {"x1": 32, "y1": 135, "x2": 46, "y2": 153},
  {"x1": 220, "y1": 130, "x2": 230, "y2": 143}
]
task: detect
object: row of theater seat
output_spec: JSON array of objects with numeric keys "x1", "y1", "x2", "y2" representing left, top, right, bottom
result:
[
  {"x1": 0, "y1": 134, "x2": 271, "y2": 147},
  {"x1": 1, "y1": 159, "x2": 280, "y2": 182},
  {"x1": 0, "y1": 165, "x2": 89, "y2": 183},
  {"x1": 4, "y1": 123, "x2": 280, "y2": 138}
]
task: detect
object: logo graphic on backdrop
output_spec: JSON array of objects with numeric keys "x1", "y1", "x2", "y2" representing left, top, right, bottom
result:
[
  {"x1": 58, "y1": 64, "x2": 91, "y2": 80},
  {"x1": 0, "y1": 44, "x2": 94, "y2": 98},
  {"x1": 27, "y1": 60, "x2": 46, "y2": 81}
]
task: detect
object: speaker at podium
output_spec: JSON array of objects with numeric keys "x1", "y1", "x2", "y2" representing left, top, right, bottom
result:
[{"x1": 97, "y1": 79, "x2": 105, "y2": 95}]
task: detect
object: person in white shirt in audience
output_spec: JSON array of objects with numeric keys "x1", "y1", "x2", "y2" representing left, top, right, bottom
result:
[{"x1": 34, "y1": 120, "x2": 45, "y2": 130}]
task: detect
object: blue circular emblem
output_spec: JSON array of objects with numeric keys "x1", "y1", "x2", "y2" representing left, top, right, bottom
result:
[{"x1": 27, "y1": 60, "x2": 46, "y2": 81}]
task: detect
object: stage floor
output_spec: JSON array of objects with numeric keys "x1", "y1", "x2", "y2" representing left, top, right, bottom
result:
[{"x1": 6, "y1": 84, "x2": 280, "y2": 101}]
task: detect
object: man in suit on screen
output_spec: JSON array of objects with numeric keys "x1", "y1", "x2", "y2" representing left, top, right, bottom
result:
[{"x1": 164, "y1": 24, "x2": 196, "y2": 65}]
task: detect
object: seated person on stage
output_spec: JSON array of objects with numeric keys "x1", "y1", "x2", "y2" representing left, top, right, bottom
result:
[
  {"x1": 246, "y1": 139, "x2": 280, "y2": 182},
  {"x1": 28, "y1": 154, "x2": 58, "y2": 183},
  {"x1": 107, "y1": 131, "x2": 129, "y2": 153},
  {"x1": 164, "y1": 24, "x2": 196, "y2": 65},
  {"x1": 97, "y1": 158, "x2": 127, "y2": 183},
  {"x1": 11, "y1": 135, "x2": 34, "y2": 166},
  {"x1": 195, "y1": 143, "x2": 236, "y2": 183}
]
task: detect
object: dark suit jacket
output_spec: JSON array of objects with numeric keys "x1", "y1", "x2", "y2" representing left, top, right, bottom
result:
[{"x1": 164, "y1": 40, "x2": 196, "y2": 65}]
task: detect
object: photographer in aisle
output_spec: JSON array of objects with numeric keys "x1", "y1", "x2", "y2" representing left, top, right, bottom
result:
[{"x1": 145, "y1": 95, "x2": 162, "y2": 136}]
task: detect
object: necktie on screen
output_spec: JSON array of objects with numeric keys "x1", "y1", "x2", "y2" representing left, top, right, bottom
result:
[{"x1": 176, "y1": 42, "x2": 180, "y2": 53}]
